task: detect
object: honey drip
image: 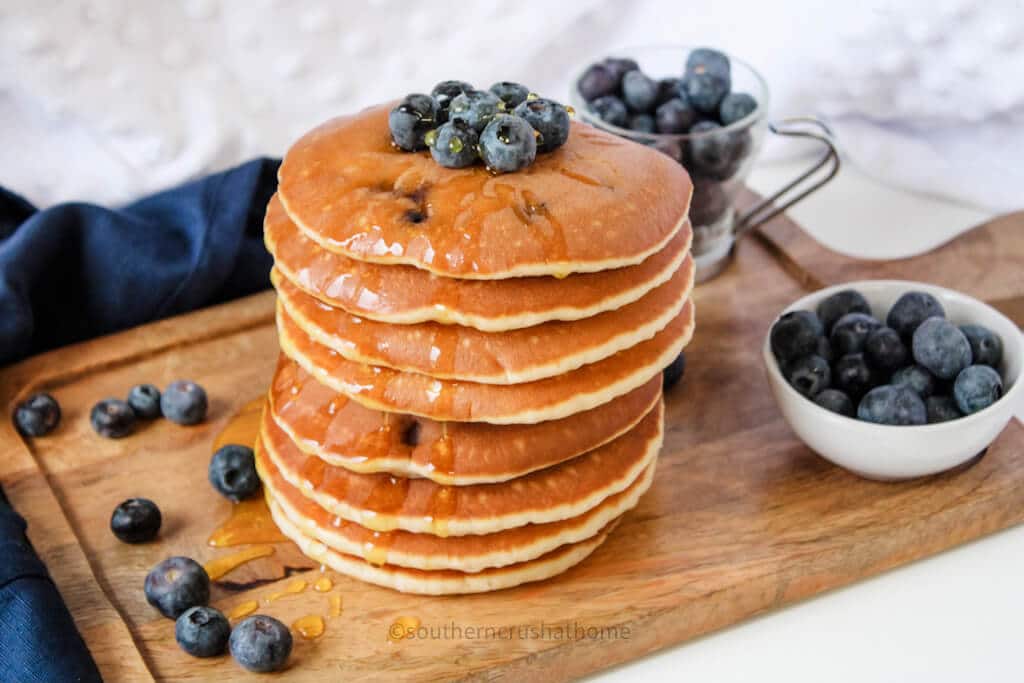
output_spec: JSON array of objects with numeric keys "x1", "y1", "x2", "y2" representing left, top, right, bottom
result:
[
  {"x1": 265, "y1": 579, "x2": 307, "y2": 603},
  {"x1": 203, "y1": 545, "x2": 276, "y2": 580},
  {"x1": 292, "y1": 615, "x2": 326, "y2": 640},
  {"x1": 207, "y1": 497, "x2": 288, "y2": 547},
  {"x1": 228, "y1": 600, "x2": 260, "y2": 620},
  {"x1": 313, "y1": 575, "x2": 333, "y2": 592},
  {"x1": 213, "y1": 397, "x2": 264, "y2": 451},
  {"x1": 363, "y1": 530, "x2": 394, "y2": 567},
  {"x1": 328, "y1": 594, "x2": 343, "y2": 617}
]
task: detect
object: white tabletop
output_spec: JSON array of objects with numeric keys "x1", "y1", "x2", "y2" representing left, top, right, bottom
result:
[{"x1": 594, "y1": 160, "x2": 1023, "y2": 683}]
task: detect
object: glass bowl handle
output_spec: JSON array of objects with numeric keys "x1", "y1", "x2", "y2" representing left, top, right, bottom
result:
[{"x1": 733, "y1": 116, "x2": 840, "y2": 237}]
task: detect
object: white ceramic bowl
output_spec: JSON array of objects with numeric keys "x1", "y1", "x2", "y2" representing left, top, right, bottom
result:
[{"x1": 764, "y1": 280, "x2": 1024, "y2": 481}]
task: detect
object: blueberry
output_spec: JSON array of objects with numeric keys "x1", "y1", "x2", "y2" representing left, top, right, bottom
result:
[
  {"x1": 891, "y1": 365, "x2": 938, "y2": 399},
  {"x1": 628, "y1": 113, "x2": 656, "y2": 133},
  {"x1": 449, "y1": 90, "x2": 504, "y2": 133},
  {"x1": 682, "y1": 72, "x2": 730, "y2": 115},
  {"x1": 649, "y1": 138, "x2": 684, "y2": 163},
  {"x1": 770, "y1": 310, "x2": 824, "y2": 364},
  {"x1": 127, "y1": 384, "x2": 162, "y2": 419},
  {"x1": 687, "y1": 120, "x2": 744, "y2": 180},
  {"x1": 601, "y1": 56, "x2": 640, "y2": 82},
  {"x1": 816, "y1": 336, "x2": 835, "y2": 363},
  {"x1": 926, "y1": 395, "x2": 962, "y2": 423},
  {"x1": 577, "y1": 63, "x2": 619, "y2": 101},
  {"x1": 814, "y1": 388, "x2": 855, "y2": 417},
  {"x1": 688, "y1": 175, "x2": 729, "y2": 225},
  {"x1": 176, "y1": 606, "x2": 230, "y2": 658},
  {"x1": 912, "y1": 318, "x2": 972, "y2": 380},
  {"x1": 656, "y1": 77, "x2": 681, "y2": 106},
  {"x1": 388, "y1": 93, "x2": 438, "y2": 151},
  {"x1": 489, "y1": 81, "x2": 530, "y2": 108},
  {"x1": 953, "y1": 365, "x2": 1003, "y2": 415},
  {"x1": 960, "y1": 324, "x2": 1003, "y2": 368},
  {"x1": 830, "y1": 312, "x2": 882, "y2": 356},
  {"x1": 13, "y1": 393, "x2": 61, "y2": 437},
  {"x1": 864, "y1": 327, "x2": 908, "y2": 372},
  {"x1": 663, "y1": 352, "x2": 686, "y2": 391},
  {"x1": 91, "y1": 399, "x2": 137, "y2": 438},
  {"x1": 785, "y1": 354, "x2": 831, "y2": 398},
  {"x1": 144, "y1": 557, "x2": 210, "y2": 619},
  {"x1": 589, "y1": 95, "x2": 628, "y2": 127},
  {"x1": 429, "y1": 120, "x2": 479, "y2": 169},
  {"x1": 834, "y1": 353, "x2": 878, "y2": 399},
  {"x1": 719, "y1": 92, "x2": 758, "y2": 125},
  {"x1": 513, "y1": 98, "x2": 570, "y2": 152},
  {"x1": 209, "y1": 444, "x2": 260, "y2": 502},
  {"x1": 816, "y1": 289, "x2": 871, "y2": 334},
  {"x1": 161, "y1": 380, "x2": 208, "y2": 425},
  {"x1": 621, "y1": 70, "x2": 659, "y2": 112},
  {"x1": 887, "y1": 291, "x2": 945, "y2": 339},
  {"x1": 686, "y1": 48, "x2": 731, "y2": 81},
  {"x1": 655, "y1": 98, "x2": 698, "y2": 134},
  {"x1": 479, "y1": 115, "x2": 537, "y2": 173},
  {"x1": 110, "y1": 498, "x2": 161, "y2": 544},
  {"x1": 857, "y1": 384, "x2": 927, "y2": 426},
  {"x1": 230, "y1": 615, "x2": 293, "y2": 673},
  {"x1": 431, "y1": 80, "x2": 473, "y2": 122}
]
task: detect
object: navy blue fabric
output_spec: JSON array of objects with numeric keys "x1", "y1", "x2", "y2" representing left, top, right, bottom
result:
[
  {"x1": 0, "y1": 159, "x2": 280, "y2": 680},
  {"x1": 0, "y1": 157, "x2": 280, "y2": 365}
]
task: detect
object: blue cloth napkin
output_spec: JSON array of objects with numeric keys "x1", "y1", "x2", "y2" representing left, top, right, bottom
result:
[{"x1": 0, "y1": 158, "x2": 281, "y2": 680}]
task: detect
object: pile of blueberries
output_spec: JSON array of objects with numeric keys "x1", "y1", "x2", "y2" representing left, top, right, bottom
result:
[
  {"x1": 576, "y1": 49, "x2": 757, "y2": 225},
  {"x1": 389, "y1": 80, "x2": 572, "y2": 173},
  {"x1": 771, "y1": 289, "x2": 1005, "y2": 425}
]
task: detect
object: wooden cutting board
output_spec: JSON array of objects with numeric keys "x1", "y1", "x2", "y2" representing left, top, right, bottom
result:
[{"x1": 1, "y1": 203, "x2": 1022, "y2": 682}]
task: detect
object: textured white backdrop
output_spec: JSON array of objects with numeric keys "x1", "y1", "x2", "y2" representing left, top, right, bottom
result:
[{"x1": 1, "y1": 0, "x2": 1022, "y2": 211}]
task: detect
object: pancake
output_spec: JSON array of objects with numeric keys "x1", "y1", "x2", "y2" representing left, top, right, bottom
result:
[
  {"x1": 265, "y1": 194, "x2": 692, "y2": 331},
  {"x1": 259, "y1": 400, "x2": 663, "y2": 535},
  {"x1": 259, "y1": 442, "x2": 655, "y2": 572},
  {"x1": 276, "y1": 299, "x2": 694, "y2": 424},
  {"x1": 268, "y1": 357, "x2": 662, "y2": 484},
  {"x1": 273, "y1": 254, "x2": 694, "y2": 384},
  {"x1": 268, "y1": 498, "x2": 617, "y2": 595},
  {"x1": 277, "y1": 105, "x2": 692, "y2": 279}
]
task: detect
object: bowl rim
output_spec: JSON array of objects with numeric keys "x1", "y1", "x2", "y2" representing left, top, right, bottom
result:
[
  {"x1": 568, "y1": 43, "x2": 771, "y2": 140},
  {"x1": 762, "y1": 279, "x2": 1024, "y2": 432}
]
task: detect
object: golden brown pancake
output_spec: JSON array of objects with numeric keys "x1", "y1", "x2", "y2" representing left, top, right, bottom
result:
[
  {"x1": 277, "y1": 104, "x2": 692, "y2": 279},
  {"x1": 264, "y1": 194, "x2": 692, "y2": 331},
  {"x1": 259, "y1": 442, "x2": 654, "y2": 572},
  {"x1": 269, "y1": 498, "x2": 618, "y2": 595},
  {"x1": 268, "y1": 356, "x2": 662, "y2": 484},
  {"x1": 276, "y1": 299, "x2": 694, "y2": 424},
  {"x1": 273, "y1": 254, "x2": 694, "y2": 384},
  {"x1": 258, "y1": 400, "x2": 663, "y2": 535}
]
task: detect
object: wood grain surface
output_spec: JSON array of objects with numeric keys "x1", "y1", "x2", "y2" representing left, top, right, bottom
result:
[{"x1": 1, "y1": 205, "x2": 1022, "y2": 682}]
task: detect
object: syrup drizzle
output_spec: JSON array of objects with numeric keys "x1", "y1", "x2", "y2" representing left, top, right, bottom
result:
[{"x1": 204, "y1": 545, "x2": 276, "y2": 580}]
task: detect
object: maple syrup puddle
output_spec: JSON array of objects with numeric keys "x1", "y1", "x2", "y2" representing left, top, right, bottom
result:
[
  {"x1": 293, "y1": 615, "x2": 326, "y2": 640},
  {"x1": 265, "y1": 578, "x2": 307, "y2": 603},
  {"x1": 228, "y1": 600, "x2": 260, "y2": 620},
  {"x1": 204, "y1": 545, "x2": 276, "y2": 580},
  {"x1": 328, "y1": 594, "x2": 343, "y2": 618},
  {"x1": 313, "y1": 575, "x2": 333, "y2": 592}
]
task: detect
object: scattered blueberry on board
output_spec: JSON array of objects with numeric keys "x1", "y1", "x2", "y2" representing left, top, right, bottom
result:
[
  {"x1": 144, "y1": 556, "x2": 211, "y2": 619},
  {"x1": 176, "y1": 606, "x2": 231, "y2": 658},
  {"x1": 110, "y1": 498, "x2": 162, "y2": 544},
  {"x1": 13, "y1": 392, "x2": 61, "y2": 437},
  {"x1": 389, "y1": 81, "x2": 572, "y2": 173},
  {"x1": 230, "y1": 615, "x2": 293, "y2": 673},
  {"x1": 91, "y1": 399, "x2": 137, "y2": 438},
  {"x1": 769, "y1": 288, "x2": 1007, "y2": 424},
  {"x1": 209, "y1": 444, "x2": 260, "y2": 503},
  {"x1": 161, "y1": 380, "x2": 208, "y2": 426},
  {"x1": 127, "y1": 384, "x2": 162, "y2": 419}
]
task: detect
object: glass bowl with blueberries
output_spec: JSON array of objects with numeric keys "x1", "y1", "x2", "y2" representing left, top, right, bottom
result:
[
  {"x1": 763, "y1": 280, "x2": 1023, "y2": 481},
  {"x1": 571, "y1": 46, "x2": 839, "y2": 283}
]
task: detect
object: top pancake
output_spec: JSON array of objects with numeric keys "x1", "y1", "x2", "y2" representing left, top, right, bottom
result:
[{"x1": 277, "y1": 104, "x2": 693, "y2": 279}]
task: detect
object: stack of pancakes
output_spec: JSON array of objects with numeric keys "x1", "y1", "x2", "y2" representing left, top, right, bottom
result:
[{"x1": 258, "y1": 104, "x2": 695, "y2": 594}]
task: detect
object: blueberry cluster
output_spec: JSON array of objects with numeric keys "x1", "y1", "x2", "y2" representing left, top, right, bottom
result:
[
  {"x1": 771, "y1": 289, "x2": 1005, "y2": 426},
  {"x1": 389, "y1": 80, "x2": 572, "y2": 173},
  {"x1": 577, "y1": 49, "x2": 756, "y2": 181}
]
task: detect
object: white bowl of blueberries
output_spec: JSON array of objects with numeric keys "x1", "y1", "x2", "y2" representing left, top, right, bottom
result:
[{"x1": 764, "y1": 281, "x2": 1023, "y2": 481}]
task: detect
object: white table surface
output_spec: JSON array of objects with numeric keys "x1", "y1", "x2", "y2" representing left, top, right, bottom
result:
[{"x1": 594, "y1": 159, "x2": 1024, "y2": 683}]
